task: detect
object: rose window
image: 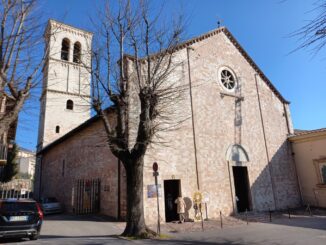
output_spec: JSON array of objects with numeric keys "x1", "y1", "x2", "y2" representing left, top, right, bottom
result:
[{"x1": 220, "y1": 69, "x2": 236, "y2": 90}]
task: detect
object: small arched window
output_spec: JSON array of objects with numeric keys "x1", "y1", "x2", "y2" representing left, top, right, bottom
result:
[
  {"x1": 66, "y1": 100, "x2": 74, "y2": 110},
  {"x1": 55, "y1": 126, "x2": 60, "y2": 134},
  {"x1": 73, "y1": 42, "x2": 81, "y2": 63},
  {"x1": 61, "y1": 38, "x2": 70, "y2": 61}
]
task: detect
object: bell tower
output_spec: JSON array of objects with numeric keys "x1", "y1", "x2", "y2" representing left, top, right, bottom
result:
[{"x1": 37, "y1": 20, "x2": 93, "y2": 150}]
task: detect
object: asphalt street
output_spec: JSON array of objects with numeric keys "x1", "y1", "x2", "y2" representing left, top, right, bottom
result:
[{"x1": 0, "y1": 214, "x2": 325, "y2": 244}]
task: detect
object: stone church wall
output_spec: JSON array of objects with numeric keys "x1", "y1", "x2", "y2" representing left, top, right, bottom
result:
[
  {"x1": 126, "y1": 31, "x2": 301, "y2": 224},
  {"x1": 38, "y1": 26, "x2": 301, "y2": 225},
  {"x1": 40, "y1": 120, "x2": 127, "y2": 219}
]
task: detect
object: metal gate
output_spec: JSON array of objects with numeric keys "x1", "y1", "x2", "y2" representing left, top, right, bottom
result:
[
  {"x1": 74, "y1": 178, "x2": 100, "y2": 215},
  {"x1": 0, "y1": 179, "x2": 33, "y2": 199}
]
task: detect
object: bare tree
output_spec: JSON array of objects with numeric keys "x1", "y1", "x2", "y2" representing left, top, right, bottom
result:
[
  {"x1": 90, "y1": 0, "x2": 186, "y2": 237},
  {"x1": 293, "y1": 0, "x2": 326, "y2": 54},
  {"x1": 0, "y1": 0, "x2": 45, "y2": 137}
]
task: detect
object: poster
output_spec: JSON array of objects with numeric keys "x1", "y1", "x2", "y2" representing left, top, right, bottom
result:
[{"x1": 147, "y1": 184, "x2": 162, "y2": 198}]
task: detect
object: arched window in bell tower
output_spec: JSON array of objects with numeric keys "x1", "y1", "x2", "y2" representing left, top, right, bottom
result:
[
  {"x1": 55, "y1": 126, "x2": 60, "y2": 134},
  {"x1": 61, "y1": 38, "x2": 70, "y2": 61},
  {"x1": 73, "y1": 42, "x2": 81, "y2": 63},
  {"x1": 66, "y1": 100, "x2": 74, "y2": 110}
]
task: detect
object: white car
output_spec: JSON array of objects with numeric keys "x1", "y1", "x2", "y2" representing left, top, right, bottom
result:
[{"x1": 40, "y1": 197, "x2": 63, "y2": 215}]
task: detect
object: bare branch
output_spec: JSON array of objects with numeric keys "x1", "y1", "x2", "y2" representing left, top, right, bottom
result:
[{"x1": 292, "y1": 1, "x2": 326, "y2": 55}]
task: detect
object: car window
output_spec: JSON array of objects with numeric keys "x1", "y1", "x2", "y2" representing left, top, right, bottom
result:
[
  {"x1": 44, "y1": 197, "x2": 58, "y2": 203},
  {"x1": 0, "y1": 202, "x2": 37, "y2": 212}
]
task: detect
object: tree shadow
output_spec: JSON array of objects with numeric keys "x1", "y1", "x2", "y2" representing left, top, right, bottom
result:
[
  {"x1": 43, "y1": 213, "x2": 123, "y2": 222},
  {"x1": 230, "y1": 139, "x2": 326, "y2": 231}
]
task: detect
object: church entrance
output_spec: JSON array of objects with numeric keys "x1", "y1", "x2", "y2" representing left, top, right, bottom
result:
[
  {"x1": 164, "y1": 179, "x2": 180, "y2": 222},
  {"x1": 232, "y1": 166, "x2": 251, "y2": 212}
]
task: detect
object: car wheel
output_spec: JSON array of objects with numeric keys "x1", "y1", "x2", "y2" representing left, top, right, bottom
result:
[{"x1": 29, "y1": 232, "x2": 40, "y2": 240}]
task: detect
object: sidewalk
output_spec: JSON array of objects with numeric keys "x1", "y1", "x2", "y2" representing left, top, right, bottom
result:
[
  {"x1": 149, "y1": 216, "x2": 246, "y2": 234},
  {"x1": 147, "y1": 208, "x2": 326, "y2": 235}
]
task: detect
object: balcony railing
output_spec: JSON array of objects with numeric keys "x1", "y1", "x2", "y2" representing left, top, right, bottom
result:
[{"x1": 0, "y1": 144, "x2": 8, "y2": 165}]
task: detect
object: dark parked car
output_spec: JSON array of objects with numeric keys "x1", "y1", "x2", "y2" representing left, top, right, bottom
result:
[
  {"x1": 40, "y1": 197, "x2": 63, "y2": 215},
  {"x1": 0, "y1": 199, "x2": 43, "y2": 240}
]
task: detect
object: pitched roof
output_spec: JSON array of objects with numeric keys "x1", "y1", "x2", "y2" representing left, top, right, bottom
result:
[
  {"x1": 126, "y1": 27, "x2": 289, "y2": 104},
  {"x1": 289, "y1": 128, "x2": 326, "y2": 141},
  {"x1": 37, "y1": 107, "x2": 115, "y2": 156},
  {"x1": 292, "y1": 128, "x2": 326, "y2": 136},
  {"x1": 37, "y1": 114, "x2": 100, "y2": 156}
]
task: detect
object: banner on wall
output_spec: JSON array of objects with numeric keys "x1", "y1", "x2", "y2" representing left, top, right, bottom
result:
[{"x1": 147, "y1": 184, "x2": 162, "y2": 198}]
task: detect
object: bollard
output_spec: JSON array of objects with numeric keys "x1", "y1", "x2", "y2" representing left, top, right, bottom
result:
[
  {"x1": 306, "y1": 204, "x2": 312, "y2": 217},
  {"x1": 269, "y1": 208, "x2": 272, "y2": 222},
  {"x1": 288, "y1": 207, "x2": 291, "y2": 219},
  {"x1": 205, "y1": 203, "x2": 209, "y2": 221},
  {"x1": 220, "y1": 211, "x2": 223, "y2": 229},
  {"x1": 245, "y1": 209, "x2": 248, "y2": 225}
]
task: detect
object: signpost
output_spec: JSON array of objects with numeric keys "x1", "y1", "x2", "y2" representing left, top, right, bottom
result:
[
  {"x1": 193, "y1": 191, "x2": 204, "y2": 231},
  {"x1": 153, "y1": 162, "x2": 160, "y2": 235}
]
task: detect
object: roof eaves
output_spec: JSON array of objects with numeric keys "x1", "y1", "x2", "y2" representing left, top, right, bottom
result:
[
  {"x1": 221, "y1": 28, "x2": 289, "y2": 104},
  {"x1": 289, "y1": 128, "x2": 326, "y2": 139},
  {"x1": 37, "y1": 115, "x2": 100, "y2": 156},
  {"x1": 37, "y1": 107, "x2": 115, "y2": 156},
  {"x1": 124, "y1": 27, "x2": 289, "y2": 104},
  {"x1": 48, "y1": 19, "x2": 93, "y2": 35}
]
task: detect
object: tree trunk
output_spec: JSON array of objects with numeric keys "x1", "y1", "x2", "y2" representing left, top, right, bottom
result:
[
  {"x1": 0, "y1": 94, "x2": 27, "y2": 137},
  {"x1": 122, "y1": 155, "x2": 153, "y2": 238}
]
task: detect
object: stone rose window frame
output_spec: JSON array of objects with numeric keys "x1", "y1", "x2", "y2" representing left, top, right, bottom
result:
[
  {"x1": 218, "y1": 66, "x2": 237, "y2": 92},
  {"x1": 313, "y1": 158, "x2": 326, "y2": 187}
]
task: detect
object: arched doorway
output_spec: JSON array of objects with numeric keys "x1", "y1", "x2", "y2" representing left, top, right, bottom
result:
[{"x1": 226, "y1": 144, "x2": 251, "y2": 213}]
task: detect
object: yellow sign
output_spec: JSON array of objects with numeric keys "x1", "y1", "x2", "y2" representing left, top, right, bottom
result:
[{"x1": 193, "y1": 191, "x2": 202, "y2": 204}]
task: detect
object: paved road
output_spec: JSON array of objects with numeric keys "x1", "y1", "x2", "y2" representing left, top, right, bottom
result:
[
  {"x1": 1, "y1": 215, "x2": 127, "y2": 245},
  {"x1": 1, "y1": 214, "x2": 326, "y2": 244}
]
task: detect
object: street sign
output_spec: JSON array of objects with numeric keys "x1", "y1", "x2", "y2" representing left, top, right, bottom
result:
[
  {"x1": 202, "y1": 191, "x2": 210, "y2": 203},
  {"x1": 153, "y1": 162, "x2": 158, "y2": 172},
  {"x1": 193, "y1": 191, "x2": 202, "y2": 204},
  {"x1": 152, "y1": 162, "x2": 160, "y2": 235}
]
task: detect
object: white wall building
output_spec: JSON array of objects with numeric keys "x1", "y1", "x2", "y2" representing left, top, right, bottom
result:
[{"x1": 17, "y1": 148, "x2": 36, "y2": 178}]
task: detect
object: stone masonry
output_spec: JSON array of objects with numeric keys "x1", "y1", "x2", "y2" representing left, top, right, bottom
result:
[
  {"x1": 37, "y1": 20, "x2": 92, "y2": 150},
  {"x1": 127, "y1": 28, "x2": 301, "y2": 224},
  {"x1": 38, "y1": 118, "x2": 127, "y2": 219},
  {"x1": 36, "y1": 25, "x2": 301, "y2": 225}
]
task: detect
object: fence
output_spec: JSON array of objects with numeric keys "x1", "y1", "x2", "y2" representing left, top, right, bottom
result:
[
  {"x1": 0, "y1": 179, "x2": 33, "y2": 199},
  {"x1": 73, "y1": 178, "x2": 101, "y2": 215}
]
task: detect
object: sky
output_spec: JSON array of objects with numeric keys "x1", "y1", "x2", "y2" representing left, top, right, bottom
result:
[{"x1": 16, "y1": 0, "x2": 326, "y2": 151}]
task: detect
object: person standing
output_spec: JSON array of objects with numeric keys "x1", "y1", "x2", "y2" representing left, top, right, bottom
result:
[{"x1": 175, "y1": 196, "x2": 186, "y2": 223}]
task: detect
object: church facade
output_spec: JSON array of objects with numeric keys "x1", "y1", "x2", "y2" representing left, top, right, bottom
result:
[{"x1": 35, "y1": 20, "x2": 301, "y2": 224}]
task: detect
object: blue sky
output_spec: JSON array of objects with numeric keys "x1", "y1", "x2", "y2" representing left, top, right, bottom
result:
[{"x1": 16, "y1": 0, "x2": 326, "y2": 151}]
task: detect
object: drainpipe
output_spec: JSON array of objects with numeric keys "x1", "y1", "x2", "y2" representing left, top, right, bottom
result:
[
  {"x1": 186, "y1": 47, "x2": 200, "y2": 191},
  {"x1": 254, "y1": 74, "x2": 277, "y2": 210}
]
